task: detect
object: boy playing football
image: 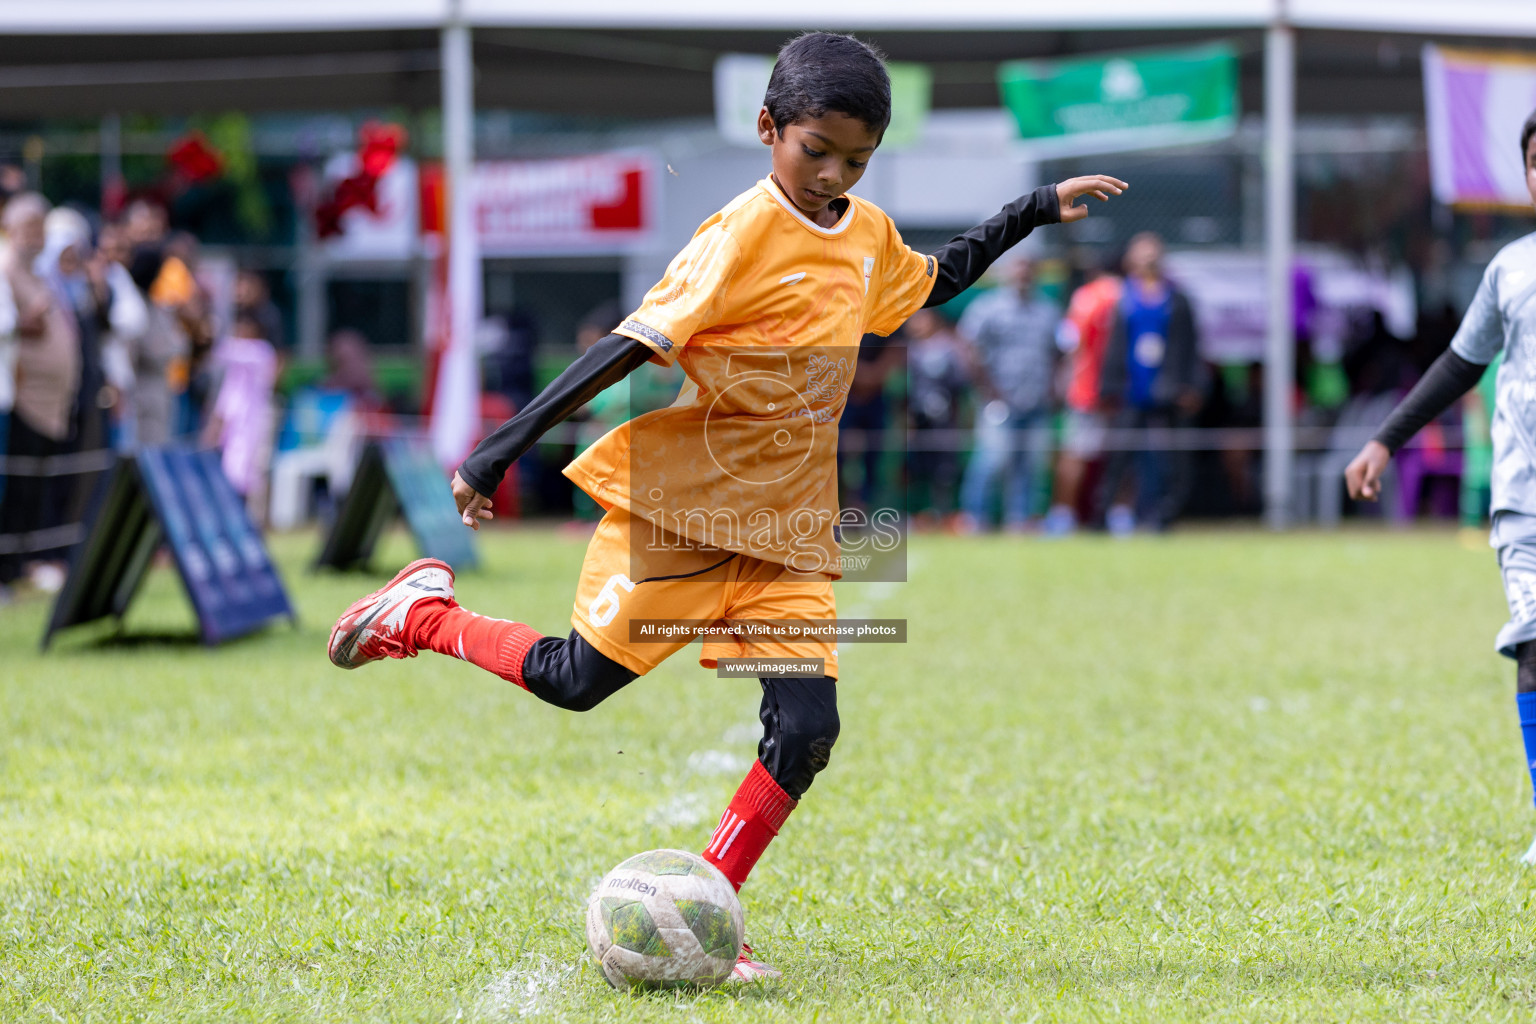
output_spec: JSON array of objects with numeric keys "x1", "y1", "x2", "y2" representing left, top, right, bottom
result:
[
  {"x1": 329, "y1": 32, "x2": 1125, "y2": 977},
  {"x1": 1346, "y1": 108, "x2": 1536, "y2": 863}
]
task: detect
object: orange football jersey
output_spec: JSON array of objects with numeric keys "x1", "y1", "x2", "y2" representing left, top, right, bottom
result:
[{"x1": 565, "y1": 176, "x2": 936, "y2": 578}]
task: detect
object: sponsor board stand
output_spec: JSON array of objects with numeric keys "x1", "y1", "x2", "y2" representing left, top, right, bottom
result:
[
  {"x1": 314, "y1": 437, "x2": 478, "y2": 572},
  {"x1": 42, "y1": 447, "x2": 295, "y2": 649}
]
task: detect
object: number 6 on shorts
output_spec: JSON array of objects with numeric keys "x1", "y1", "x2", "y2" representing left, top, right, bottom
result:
[{"x1": 589, "y1": 573, "x2": 636, "y2": 627}]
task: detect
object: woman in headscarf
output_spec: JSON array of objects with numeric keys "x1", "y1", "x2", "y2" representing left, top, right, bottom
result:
[
  {"x1": 37, "y1": 206, "x2": 111, "y2": 452},
  {"x1": 0, "y1": 193, "x2": 79, "y2": 591}
]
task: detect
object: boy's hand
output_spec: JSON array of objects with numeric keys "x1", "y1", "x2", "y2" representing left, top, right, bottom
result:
[
  {"x1": 452, "y1": 471, "x2": 494, "y2": 530},
  {"x1": 1344, "y1": 440, "x2": 1391, "y2": 501},
  {"x1": 1056, "y1": 175, "x2": 1128, "y2": 223}
]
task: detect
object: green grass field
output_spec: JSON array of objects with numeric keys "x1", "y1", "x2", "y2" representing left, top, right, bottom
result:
[{"x1": 3, "y1": 526, "x2": 1534, "y2": 1022}]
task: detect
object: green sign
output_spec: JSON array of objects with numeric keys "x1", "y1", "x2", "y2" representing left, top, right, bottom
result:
[
  {"x1": 998, "y1": 43, "x2": 1237, "y2": 157},
  {"x1": 883, "y1": 62, "x2": 933, "y2": 150},
  {"x1": 714, "y1": 54, "x2": 931, "y2": 150}
]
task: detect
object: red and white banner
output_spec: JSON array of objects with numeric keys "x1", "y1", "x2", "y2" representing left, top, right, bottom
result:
[
  {"x1": 472, "y1": 150, "x2": 658, "y2": 256},
  {"x1": 321, "y1": 153, "x2": 419, "y2": 261}
]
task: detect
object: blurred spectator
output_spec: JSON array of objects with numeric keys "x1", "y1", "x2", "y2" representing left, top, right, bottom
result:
[
  {"x1": 1046, "y1": 253, "x2": 1122, "y2": 535},
  {"x1": 37, "y1": 206, "x2": 111, "y2": 453},
  {"x1": 0, "y1": 193, "x2": 79, "y2": 591},
  {"x1": 122, "y1": 205, "x2": 211, "y2": 445},
  {"x1": 956, "y1": 256, "x2": 1060, "y2": 532},
  {"x1": 94, "y1": 221, "x2": 148, "y2": 449},
  {"x1": 321, "y1": 328, "x2": 385, "y2": 415},
  {"x1": 572, "y1": 301, "x2": 628, "y2": 521},
  {"x1": 0, "y1": 165, "x2": 25, "y2": 204},
  {"x1": 123, "y1": 198, "x2": 167, "y2": 248},
  {"x1": 234, "y1": 269, "x2": 285, "y2": 354},
  {"x1": 1097, "y1": 232, "x2": 1203, "y2": 534},
  {"x1": 163, "y1": 231, "x2": 214, "y2": 437},
  {"x1": 1461, "y1": 355, "x2": 1501, "y2": 531},
  {"x1": 1205, "y1": 362, "x2": 1264, "y2": 513},
  {"x1": 37, "y1": 206, "x2": 118, "y2": 547},
  {"x1": 903, "y1": 308, "x2": 968, "y2": 527},
  {"x1": 203, "y1": 310, "x2": 279, "y2": 513},
  {"x1": 126, "y1": 244, "x2": 189, "y2": 446},
  {"x1": 268, "y1": 331, "x2": 371, "y2": 533},
  {"x1": 574, "y1": 300, "x2": 627, "y2": 437},
  {"x1": 486, "y1": 307, "x2": 539, "y2": 414},
  {"x1": 0, "y1": 184, "x2": 16, "y2": 509},
  {"x1": 1343, "y1": 309, "x2": 1414, "y2": 398},
  {"x1": 840, "y1": 332, "x2": 901, "y2": 514}
]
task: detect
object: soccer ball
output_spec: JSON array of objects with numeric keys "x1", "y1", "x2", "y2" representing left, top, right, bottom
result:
[{"x1": 585, "y1": 849, "x2": 744, "y2": 990}]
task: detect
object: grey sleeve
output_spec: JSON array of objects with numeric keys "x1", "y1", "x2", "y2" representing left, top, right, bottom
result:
[
  {"x1": 1372, "y1": 348, "x2": 1488, "y2": 454},
  {"x1": 1450, "y1": 264, "x2": 1506, "y2": 365}
]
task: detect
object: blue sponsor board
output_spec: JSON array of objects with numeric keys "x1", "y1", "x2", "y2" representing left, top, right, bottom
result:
[
  {"x1": 43, "y1": 447, "x2": 294, "y2": 648},
  {"x1": 315, "y1": 438, "x2": 477, "y2": 572}
]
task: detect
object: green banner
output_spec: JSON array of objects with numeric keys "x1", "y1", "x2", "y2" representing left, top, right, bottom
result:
[
  {"x1": 714, "y1": 54, "x2": 931, "y2": 150},
  {"x1": 883, "y1": 62, "x2": 933, "y2": 150},
  {"x1": 998, "y1": 43, "x2": 1237, "y2": 157}
]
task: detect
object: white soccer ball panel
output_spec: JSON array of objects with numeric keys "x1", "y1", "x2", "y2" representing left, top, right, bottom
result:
[
  {"x1": 602, "y1": 940, "x2": 735, "y2": 989},
  {"x1": 584, "y1": 849, "x2": 744, "y2": 989}
]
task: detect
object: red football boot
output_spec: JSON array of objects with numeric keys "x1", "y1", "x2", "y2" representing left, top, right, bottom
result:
[
  {"x1": 328, "y1": 558, "x2": 454, "y2": 669},
  {"x1": 728, "y1": 943, "x2": 783, "y2": 982}
]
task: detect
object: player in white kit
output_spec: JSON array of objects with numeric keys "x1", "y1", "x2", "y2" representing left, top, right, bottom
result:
[{"x1": 1347, "y1": 108, "x2": 1536, "y2": 862}]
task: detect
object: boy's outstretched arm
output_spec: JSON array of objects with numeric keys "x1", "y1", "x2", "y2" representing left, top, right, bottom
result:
[
  {"x1": 1344, "y1": 349, "x2": 1488, "y2": 501},
  {"x1": 451, "y1": 333, "x2": 653, "y2": 528},
  {"x1": 923, "y1": 175, "x2": 1127, "y2": 308}
]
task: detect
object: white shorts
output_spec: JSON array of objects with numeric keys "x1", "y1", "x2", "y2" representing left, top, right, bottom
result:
[
  {"x1": 1063, "y1": 410, "x2": 1107, "y2": 458},
  {"x1": 1491, "y1": 511, "x2": 1536, "y2": 658}
]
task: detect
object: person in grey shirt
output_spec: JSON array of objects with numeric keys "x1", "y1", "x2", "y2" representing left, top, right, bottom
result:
[
  {"x1": 1347, "y1": 108, "x2": 1536, "y2": 863},
  {"x1": 956, "y1": 255, "x2": 1060, "y2": 531}
]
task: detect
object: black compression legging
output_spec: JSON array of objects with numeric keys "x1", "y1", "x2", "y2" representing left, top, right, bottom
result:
[
  {"x1": 519, "y1": 631, "x2": 839, "y2": 800},
  {"x1": 521, "y1": 630, "x2": 639, "y2": 712},
  {"x1": 754, "y1": 675, "x2": 839, "y2": 800}
]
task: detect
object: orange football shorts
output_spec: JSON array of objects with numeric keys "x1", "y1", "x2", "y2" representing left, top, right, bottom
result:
[{"x1": 570, "y1": 505, "x2": 838, "y2": 679}]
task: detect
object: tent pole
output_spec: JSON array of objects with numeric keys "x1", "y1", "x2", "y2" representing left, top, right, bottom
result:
[
  {"x1": 435, "y1": 9, "x2": 480, "y2": 466},
  {"x1": 294, "y1": 165, "x2": 324, "y2": 361},
  {"x1": 99, "y1": 112, "x2": 121, "y2": 212},
  {"x1": 1263, "y1": 19, "x2": 1296, "y2": 529}
]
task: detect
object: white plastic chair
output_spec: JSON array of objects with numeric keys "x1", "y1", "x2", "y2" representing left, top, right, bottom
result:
[{"x1": 268, "y1": 409, "x2": 361, "y2": 530}]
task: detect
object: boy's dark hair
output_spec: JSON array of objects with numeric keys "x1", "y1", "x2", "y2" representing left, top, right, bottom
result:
[
  {"x1": 763, "y1": 32, "x2": 892, "y2": 137},
  {"x1": 1522, "y1": 108, "x2": 1536, "y2": 163}
]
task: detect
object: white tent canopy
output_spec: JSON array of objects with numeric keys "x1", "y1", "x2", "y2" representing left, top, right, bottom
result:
[
  {"x1": 0, "y1": 0, "x2": 1534, "y2": 35},
  {"x1": 6, "y1": 0, "x2": 1535, "y2": 524}
]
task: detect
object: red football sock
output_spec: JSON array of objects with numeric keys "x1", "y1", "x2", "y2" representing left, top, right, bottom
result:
[
  {"x1": 702, "y1": 759, "x2": 798, "y2": 891},
  {"x1": 407, "y1": 601, "x2": 542, "y2": 689}
]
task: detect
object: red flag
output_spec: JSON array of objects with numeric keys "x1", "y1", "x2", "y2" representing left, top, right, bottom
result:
[{"x1": 166, "y1": 132, "x2": 223, "y2": 184}]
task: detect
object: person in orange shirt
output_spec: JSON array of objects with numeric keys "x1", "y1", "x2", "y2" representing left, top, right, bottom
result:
[
  {"x1": 1045, "y1": 254, "x2": 1124, "y2": 535},
  {"x1": 328, "y1": 32, "x2": 1124, "y2": 980}
]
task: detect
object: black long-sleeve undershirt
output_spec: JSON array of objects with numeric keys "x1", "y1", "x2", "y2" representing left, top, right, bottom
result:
[
  {"x1": 456, "y1": 332, "x2": 652, "y2": 497},
  {"x1": 456, "y1": 184, "x2": 1063, "y2": 495},
  {"x1": 923, "y1": 184, "x2": 1061, "y2": 308},
  {"x1": 1372, "y1": 348, "x2": 1489, "y2": 454}
]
